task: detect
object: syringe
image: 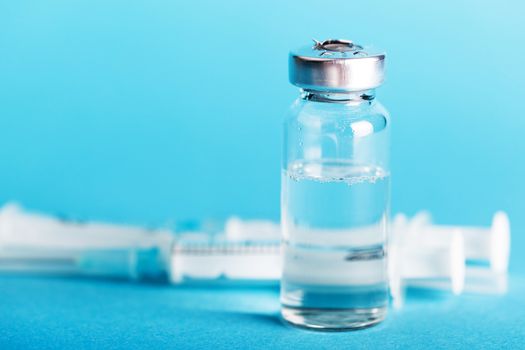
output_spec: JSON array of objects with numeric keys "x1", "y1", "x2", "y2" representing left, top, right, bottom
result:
[
  {"x1": 0, "y1": 204, "x2": 281, "y2": 283},
  {"x1": 0, "y1": 203, "x2": 511, "y2": 304},
  {"x1": 389, "y1": 210, "x2": 510, "y2": 306}
]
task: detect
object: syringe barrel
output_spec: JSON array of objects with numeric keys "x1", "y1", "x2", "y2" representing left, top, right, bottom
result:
[
  {"x1": 426, "y1": 226, "x2": 491, "y2": 260},
  {"x1": 0, "y1": 204, "x2": 173, "y2": 280},
  {"x1": 415, "y1": 211, "x2": 510, "y2": 271},
  {"x1": 169, "y1": 242, "x2": 281, "y2": 284}
]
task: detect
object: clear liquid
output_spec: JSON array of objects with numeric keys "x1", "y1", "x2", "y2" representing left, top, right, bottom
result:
[{"x1": 281, "y1": 159, "x2": 389, "y2": 330}]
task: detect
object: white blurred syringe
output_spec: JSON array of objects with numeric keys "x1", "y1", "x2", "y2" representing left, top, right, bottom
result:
[
  {"x1": 0, "y1": 203, "x2": 510, "y2": 306},
  {"x1": 0, "y1": 204, "x2": 282, "y2": 284}
]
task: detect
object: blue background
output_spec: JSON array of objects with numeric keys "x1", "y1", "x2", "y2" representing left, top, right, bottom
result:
[{"x1": 1, "y1": 0, "x2": 524, "y2": 348}]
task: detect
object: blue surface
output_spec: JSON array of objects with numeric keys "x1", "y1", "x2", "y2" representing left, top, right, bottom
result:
[
  {"x1": 1, "y1": 0, "x2": 524, "y2": 348},
  {"x1": 1, "y1": 275, "x2": 525, "y2": 349}
]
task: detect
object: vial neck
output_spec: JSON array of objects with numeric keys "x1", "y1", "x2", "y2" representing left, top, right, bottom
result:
[{"x1": 301, "y1": 89, "x2": 375, "y2": 105}]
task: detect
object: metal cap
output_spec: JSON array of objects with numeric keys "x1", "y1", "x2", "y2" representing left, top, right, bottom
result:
[{"x1": 289, "y1": 39, "x2": 386, "y2": 92}]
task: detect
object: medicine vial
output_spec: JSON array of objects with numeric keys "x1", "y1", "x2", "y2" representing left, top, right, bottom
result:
[{"x1": 280, "y1": 39, "x2": 390, "y2": 330}]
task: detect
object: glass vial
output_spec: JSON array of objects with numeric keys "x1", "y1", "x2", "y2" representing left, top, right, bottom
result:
[{"x1": 281, "y1": 39, "x2": 390, "y2": 330}]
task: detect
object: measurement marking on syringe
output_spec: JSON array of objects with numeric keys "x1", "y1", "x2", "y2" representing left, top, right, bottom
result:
[{"x1": 174, "y1": 244, "x2": 281, "y2": 255}]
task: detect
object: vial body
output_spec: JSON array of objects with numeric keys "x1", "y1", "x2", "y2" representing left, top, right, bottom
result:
[{"x1": 281, "y1": 90, "x2": 390, "y2": 330}]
